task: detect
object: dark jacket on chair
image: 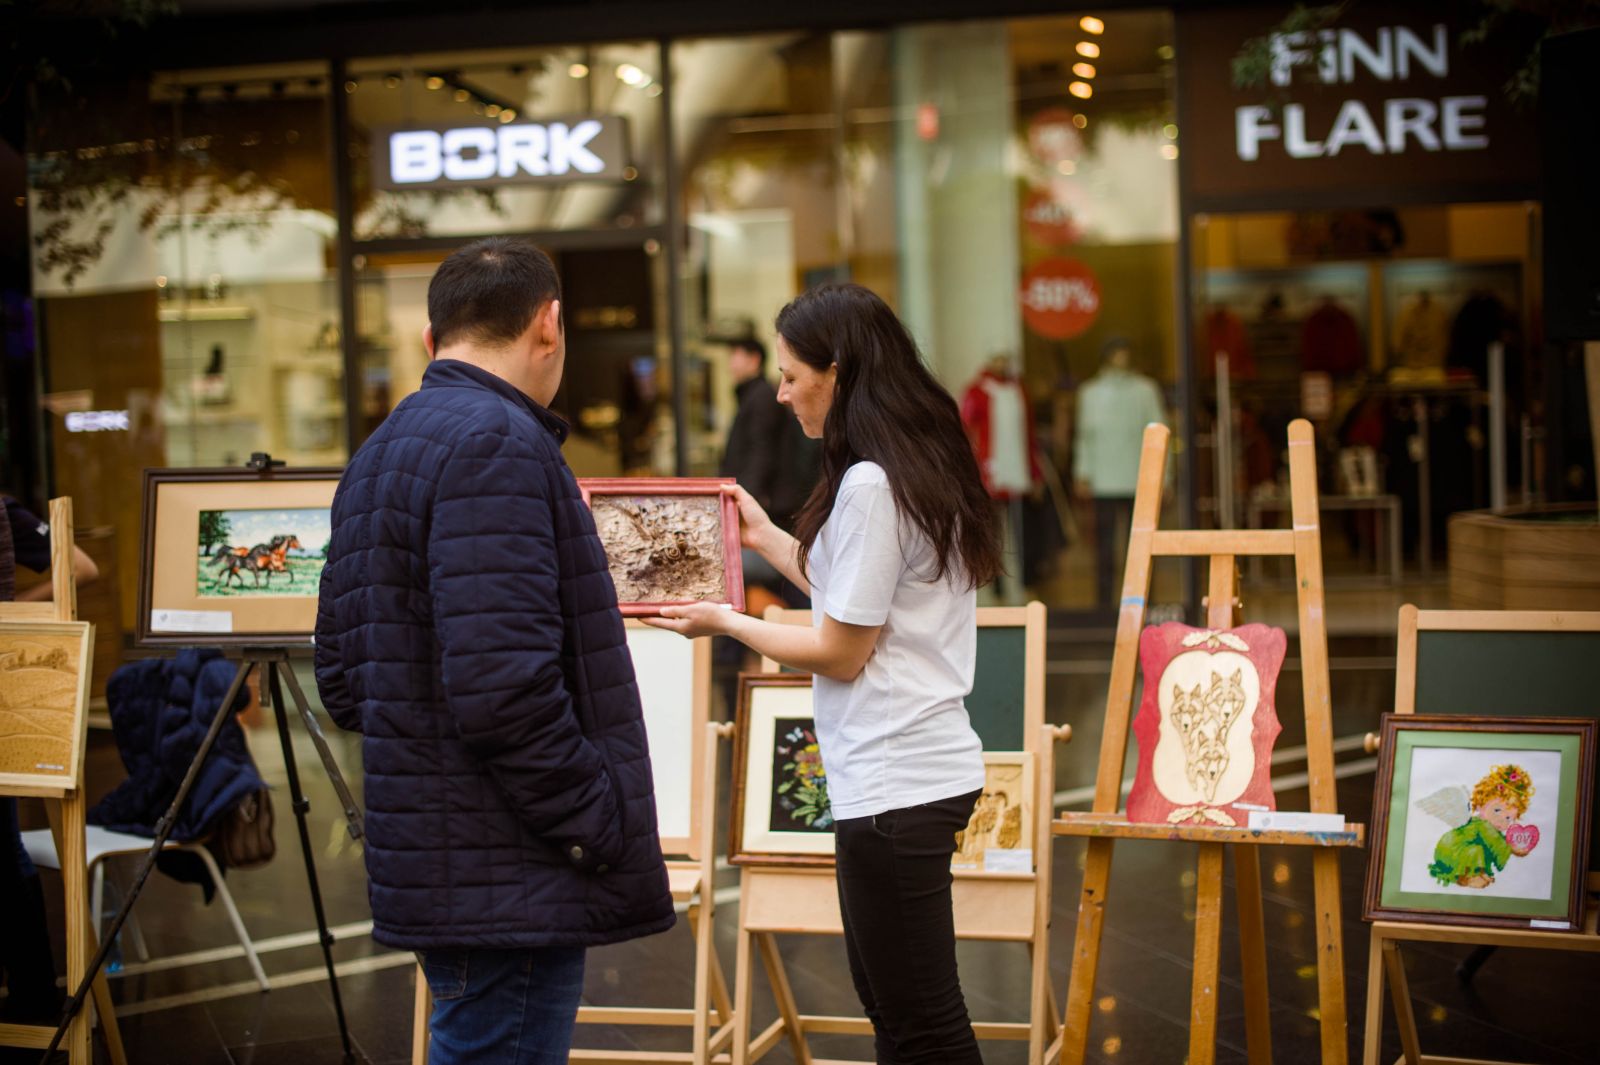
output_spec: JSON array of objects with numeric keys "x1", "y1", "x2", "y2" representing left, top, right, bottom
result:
[
  {"x1": 90, "y1": 650, "x2": 260, "y2": 841},
  {"x1": 314, "y1": 358, "x2": 674, "y2": 951}
]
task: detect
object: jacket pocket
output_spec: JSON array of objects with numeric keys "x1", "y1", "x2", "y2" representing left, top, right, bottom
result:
[{"x1": 420, "y1": 950, "x2": 469, "y2": 1001}]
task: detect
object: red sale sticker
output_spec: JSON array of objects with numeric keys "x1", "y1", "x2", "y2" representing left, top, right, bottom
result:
[{"x1": 1019, "y1": 257, "x2": 1101, "y2": 340}]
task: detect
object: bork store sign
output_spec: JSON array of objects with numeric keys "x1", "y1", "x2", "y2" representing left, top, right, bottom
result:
[
  {"x1": 1178, "y1": 5, "x2": 1539, "y2": 209},
  {"x1": 373, "y1": 115, "x2": 630, "y2": 190}
]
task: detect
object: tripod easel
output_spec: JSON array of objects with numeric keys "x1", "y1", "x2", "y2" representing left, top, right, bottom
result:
[
  {"x1": 41, "y1": 457, "x2": 367, "y2": 1063},
  {"x1": 1048, "y1": 420, "x2": 1364, "y2": 1065}
]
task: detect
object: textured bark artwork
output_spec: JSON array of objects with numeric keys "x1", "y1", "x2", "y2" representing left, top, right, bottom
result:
[
  {"x1": 591, "y1": 494, "x2": 728, "y2": 605},
  {"x1": 0, "y1": 630, "x2": 84, "y2": 781},
  {"x1": 1127, "y1": 623, "x2": 1287, "y2": 826}
]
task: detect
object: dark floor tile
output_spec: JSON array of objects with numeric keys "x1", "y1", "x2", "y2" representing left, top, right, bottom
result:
[
  {"x1": 204, "y1": 983, "x2": 338, "y2": 1051},
  {"x1": 228, "y1": 1034, "x2": 372, "y2": 1065}
]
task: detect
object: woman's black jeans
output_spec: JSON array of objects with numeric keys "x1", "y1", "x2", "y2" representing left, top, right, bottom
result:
[{"x1": 833, "y1": 788, "x2": 984, "y2": 1065}]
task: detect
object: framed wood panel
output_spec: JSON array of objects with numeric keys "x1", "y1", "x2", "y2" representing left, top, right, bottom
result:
[
  {"x1": 578, "y1": 477, "x2": 744, "y2": 617},
  {"x1": 0, "y1": 621, "x2": 95, "y2": 790}
]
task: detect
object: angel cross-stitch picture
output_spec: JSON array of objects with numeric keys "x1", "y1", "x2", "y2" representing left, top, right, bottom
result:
[{"x1": 1418, "y1": 763, "x2": 1540, "y2": 889}]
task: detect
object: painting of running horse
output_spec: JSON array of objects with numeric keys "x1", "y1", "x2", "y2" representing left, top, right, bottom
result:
[{"x1": 197, "y1": 507, "x2": 331, "y2": 597}]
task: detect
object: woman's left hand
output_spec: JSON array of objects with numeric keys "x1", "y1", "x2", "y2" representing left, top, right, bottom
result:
[{"x1": 641, "y1": 602, "x2": 737, "y2": 639}]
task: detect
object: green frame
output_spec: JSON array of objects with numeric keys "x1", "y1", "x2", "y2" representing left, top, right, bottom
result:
[{"x1": 1364, "y1": 714, "x2": 1597, "y2": 931}]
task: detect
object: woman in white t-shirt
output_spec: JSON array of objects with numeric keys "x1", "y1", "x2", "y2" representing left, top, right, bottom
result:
[{"x1": 647, "y1": 283, "x2": 1001, "y2": 1063}]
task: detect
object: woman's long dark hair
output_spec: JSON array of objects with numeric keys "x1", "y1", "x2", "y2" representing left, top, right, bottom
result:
[{"x1": 781, "y1": 284, "x2": 1001, "y2": 589}]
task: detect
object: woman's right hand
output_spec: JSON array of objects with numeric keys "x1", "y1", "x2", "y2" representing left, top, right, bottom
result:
[{"x1": 725, "y1": 484, "x2": 774, "y2": 549}]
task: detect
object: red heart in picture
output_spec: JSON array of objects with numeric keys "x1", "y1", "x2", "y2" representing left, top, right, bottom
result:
[{"x1": 1506, "y1": 823, "x2": 1540, "y2": 857}]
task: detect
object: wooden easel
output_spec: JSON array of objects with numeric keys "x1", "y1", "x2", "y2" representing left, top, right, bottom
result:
[
  {"x1": 1362, "y1": 607, "x2": 1600, "y2": 1065},
  {"x1": 733, "y1": 604, "x2": 1067, "y2": 1064},
  {"x1": 1049, "y1": 420, "x2": 1364, "y2": 1065},
  {"x1": 411, "y1": 635, "x2": 738, "y2": 1065},
  {"x1": 0, "y1": 498, "x2": 126, "y2": 1065}
]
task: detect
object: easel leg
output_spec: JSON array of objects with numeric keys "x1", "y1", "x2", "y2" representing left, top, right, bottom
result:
[
  {"x1": 1060, "y1": 837, "x2": 1115, "y2": 1065},
  {"x1": 1028, "y1": 940, "x2": 1050, "y2": 1065},
  {"x1": 754, "y1": 932, "x2": 812, "y2": 1065},
  {"x1": 731, "y1": 921, "x2": 754, "y2": 1065},
  {"x1": 1362, "y1": 926, "x2": 1385, "y2": 1065},
  {"x1": 1382, "y1": 941, "x2": 1423, "y2": 1065},
  {"x1": 265, "y1": 660, "x2": 355, "y2": 1062},
  {"x1": 1311, "y1": 849, "x2": 1351, "y2": 1065},
  {"x1": 46, "y1": 797, "x2": 91, "y2": 1065},
  {"x1": 689, "y1": 902, "x2": 712, "y2": 1065},
  {"x1": 412, "y1": 962, "x2": 431, "y2": 1065},
  {"x1": 1188, "y1": 844, "x2": 1225, "y2": 1065},
  {"x1": 1232, "y1": 846, "x2": 1273, "y2": 1065}
]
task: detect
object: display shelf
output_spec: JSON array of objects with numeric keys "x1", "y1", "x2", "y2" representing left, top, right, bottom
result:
[
  {"x1": 1052, "y1": 810, "x2": 1366, "y2": 847},
  {"x1": 157, "y1": 305, "x2": 256, "y2": 322}
]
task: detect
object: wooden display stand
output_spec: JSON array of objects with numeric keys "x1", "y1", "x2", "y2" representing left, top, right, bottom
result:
[
  {"x1": 411, "y1": 635, "x2": 738, "y2": 1065},
  {"x1": 733, "y1": 604, "x2": 1066, "y2": 1064},
  {"x1": 1362, "y1": 607, "x2": 1600, "y2": 1065},
  {"x1": 1050, "y1": 420, "x2": 1363, "y2": 1065},
  {"x1": 0, "y1": 498, "x2": 126, "y2": 1065}
]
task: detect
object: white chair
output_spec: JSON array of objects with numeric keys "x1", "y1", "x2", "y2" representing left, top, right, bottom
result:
[{"x1": 22, "y1": 825, "x2": 269, "y2": 991}]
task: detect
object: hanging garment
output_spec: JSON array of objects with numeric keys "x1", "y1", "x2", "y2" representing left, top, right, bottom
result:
[
  {"x1": 960, "y1": 370, "x2": 1041, "y2": 500},
  {"x1": 1301, "y1": 300, "x2": 1364, "y2": 377}
]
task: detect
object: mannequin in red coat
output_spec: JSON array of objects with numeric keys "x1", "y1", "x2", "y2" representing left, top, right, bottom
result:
[{"x1": 960, "y1": 356, "x2": 1042, "y2": 500}]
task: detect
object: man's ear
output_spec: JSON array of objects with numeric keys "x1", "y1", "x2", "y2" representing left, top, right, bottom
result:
[
  {"x1": 422, "y1": 324, "x2": 436, "y2": 359},
  {"x1": 538, "y1": 299, "x2": 562, "y2": 351}
]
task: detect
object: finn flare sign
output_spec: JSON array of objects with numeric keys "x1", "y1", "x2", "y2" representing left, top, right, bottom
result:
[
  {"x1": 1178, "y1": 5, "x2": 1538, "y2": 209},
  {"x1": 372, "y1": 116, "x2": 630, "y2": 190}
]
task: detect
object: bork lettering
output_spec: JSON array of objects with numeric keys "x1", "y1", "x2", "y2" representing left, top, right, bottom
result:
[
  {"x1": 1237, "y1": 23, "x2": 1488, "y2": 163},
  {"x1": 388, "y1": 120, "x2": 609, "y2": 185}
]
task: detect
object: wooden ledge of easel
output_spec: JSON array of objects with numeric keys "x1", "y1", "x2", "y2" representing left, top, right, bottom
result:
[
  {"x1": 1052, "y1": 811, "x2": 1365, "y2": 847},
  {"x1": 0, "y1": 1022, "x2": 52, "y2": 1049},
  {"x1": 739, "y1": 864, "x2": 1039, "y2": 941},
  {"x1": 1370, "y1": 911, "x2": 1600, "y2": 952},
  {"x1": 0, "y1": 784, "x2": 71, "y2": 800},
  {"x1": 1150, "y1": 529, "x2": 1297, "y2": 557}
]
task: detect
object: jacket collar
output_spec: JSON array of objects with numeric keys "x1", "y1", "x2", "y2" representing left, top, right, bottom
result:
[
  {"x1": 422, "y1": 358, "x2": 570, "y2": 443},
  {"x1": 734, "y1": 375, "x2": 770, "y2": 401}
]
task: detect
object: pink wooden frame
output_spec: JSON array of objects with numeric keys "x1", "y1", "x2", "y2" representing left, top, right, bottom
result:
[{"x1": 577, "y1": 477, "x2": 745, "y2": 617}]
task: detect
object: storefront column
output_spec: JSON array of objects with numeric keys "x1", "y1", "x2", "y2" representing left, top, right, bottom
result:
[{"x1": 892, "y1": 23, "x2": 1020, "y2": 388}]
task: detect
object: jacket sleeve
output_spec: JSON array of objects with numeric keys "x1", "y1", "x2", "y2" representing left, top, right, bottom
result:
[
  {"x1": 740, "y1": 392, "x2": 782, "y2": 510},
  {"x1": 428, "y1": 428, "x2": 623, "y2": 872},
  {"x1": 314, "y1": 561, "x2": 360, "y2": 733}
]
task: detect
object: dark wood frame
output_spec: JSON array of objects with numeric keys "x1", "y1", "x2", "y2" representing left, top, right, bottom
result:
[
  {"x1": 729, "y1": 671, "x2": 832, "y2": 868},
  {"x1": 1363, "y1": 713, "x2": 1597, "y2": 931},
  {"x1": 135, "y1": 465, "x2": 344, "y2": 648},
  {"x1": 577, "y1": 476, "x2": 745, "y2": 617}
]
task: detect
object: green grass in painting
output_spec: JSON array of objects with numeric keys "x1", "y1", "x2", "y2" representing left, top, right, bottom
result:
[{"x1": 197, "y1": 556, "x2": 324, "y2": 598}]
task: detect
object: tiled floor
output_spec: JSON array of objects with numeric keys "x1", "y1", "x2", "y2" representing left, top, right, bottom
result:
[{"x1": 11, "y1": 608, "x2": 1598, "y2": 1064}]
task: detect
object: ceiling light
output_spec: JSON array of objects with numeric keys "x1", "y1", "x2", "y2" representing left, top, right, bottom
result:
[
  {"x1": 569, "y1": 62, "x2": 589, "y2": 78},
  {"x1": 1157, "y1": 45, "x2": 1175, "y2": 61},
  {"x1": 1163, "y1": 123, "x2": 1178, "y2": 139},
  {"x1": 1076, "y1": 41, "x2": 1100, "y2": 58},
  {"x1": 453, "y1": 88, "x2": 470, "y2": 102},
  {"x1": 1073, "y1": 62, "x2": 1096, "y2": 79},
  {"x1": 485, "y1": 104, "x2": 501, "y2": 117},
  {"x1": 1069, "y1": 80, "x2": 1093, "y2": 99},
  {"x1": 384, "y1": 74, "x2": 401, "y2": 89},
  {"x1": 499, "y1": 110, "x2": 517, "y2": 123},
  {"x1": 1160, "y1": 143, "x2": 1179, "y2": 160},
  {"x1": 344, "y1": 79, "x2": 358, "y2": 94},
  {"x1": 1080, "y1": 16, "x2": 1105, "y2": 35},
  {"x1": 425, "y1": 75, "x2": 444, "y2": 90},
  {"x1": 645, "y1": 84, "x2": 663, "y2": 97},
  {"x1": 616, "y1": 63, "x2": 646, "y2": 86},
  {"x1": 1072, "y1": 113, "x2": 1088, "y2": 129}
]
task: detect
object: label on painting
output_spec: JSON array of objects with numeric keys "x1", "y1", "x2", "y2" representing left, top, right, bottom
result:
[
  {"x1": 1529, "y1": 919, "x2": 1573, "y2": 930},
  {"x1": 984, "y1": 848, "x2": 1033, "y2": 874},
  {"x1": 1247, "y1": 811, "x2": 1346, "y2": 832},
  {"x1": 151, "y1": 609, "x2": 234, "y2": 634}
]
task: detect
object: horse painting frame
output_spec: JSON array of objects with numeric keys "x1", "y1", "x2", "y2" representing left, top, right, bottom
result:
[{"x1": 136, "y1": 466, "x2": 342, "y2": 648}]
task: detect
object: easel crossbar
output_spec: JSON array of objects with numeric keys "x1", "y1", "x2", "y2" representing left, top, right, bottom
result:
[
  {"x1": 1052, "y1": 812, "x2": 1364, "y2": 847},
  {"x1": 1149, "y1": 529, "x2": 1298, "y2": 556}
]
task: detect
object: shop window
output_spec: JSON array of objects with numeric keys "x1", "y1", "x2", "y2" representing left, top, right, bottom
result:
[{"x1": 27, "y1": 62, "x2": 338, "y2": 633}]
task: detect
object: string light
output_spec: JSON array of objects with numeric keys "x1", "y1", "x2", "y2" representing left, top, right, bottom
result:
[
  {"x1": 1080, "y1": 15, "x2": 1105, "y2": 34},
  {"x1": 1073, "y1": 62, "x2": 1096, "y2": 79},
  {"x1": 1069, "y1": 80, "x2": 1093, "y2": 99},
  {"x1": 1076, "y1": 41, "x2": 1100, "y2": 58}
]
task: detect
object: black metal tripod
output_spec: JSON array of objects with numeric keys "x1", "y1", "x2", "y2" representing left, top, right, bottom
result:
[{"x1": 42, "y1": 649, "x2": 366, "y2": 1064}]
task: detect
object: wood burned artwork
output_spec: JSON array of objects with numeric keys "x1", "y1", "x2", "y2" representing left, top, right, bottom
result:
[
  {"x1": 1127, "y1": 623, "x2": 1287, "y2": 827},
  {"x1": 953, "y1": 753, "x2": 1034, "y2": 873},
  {"x1": 579, "y1": 478, "x2": 744, "y2": 616},
  {"x1": 0, "y1": 622, "x2": 93, "y2": 788}
]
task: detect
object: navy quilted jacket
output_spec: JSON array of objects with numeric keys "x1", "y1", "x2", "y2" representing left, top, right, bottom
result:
[{"x1": 314, "y1": 358, "x2": 674, "y2": 950}]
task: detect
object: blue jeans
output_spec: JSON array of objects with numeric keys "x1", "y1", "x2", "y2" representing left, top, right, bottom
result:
[{"x1": 422, "y1": 946, "x2": 587, "y2": 1065}]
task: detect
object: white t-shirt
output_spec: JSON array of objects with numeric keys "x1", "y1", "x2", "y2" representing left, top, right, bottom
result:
[{"x1": 806, "y1": 462, "x2": 986, "y2": 821}]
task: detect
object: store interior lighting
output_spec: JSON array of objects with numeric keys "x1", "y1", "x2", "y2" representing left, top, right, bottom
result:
[
  {"x1": 1069, "y1": 80, "x2": 1093, "y2": 99},
  {"x1": 1080, "y1": 15, "x2": 1105, "y2": 35},
  {"x1": 1076, "y1": 41, "x2": 1100, "y2": 58},
  {"x1": 569, "y1": 62, "x2": 590, "y2": 78},
  {"x1": 1073, "y1": 62, "x2": 1096, "y2": 79}
]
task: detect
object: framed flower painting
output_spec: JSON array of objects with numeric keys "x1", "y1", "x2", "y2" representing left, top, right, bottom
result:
[{"x1": 730, "y1": 673, "x2": 834, "y2": 866}]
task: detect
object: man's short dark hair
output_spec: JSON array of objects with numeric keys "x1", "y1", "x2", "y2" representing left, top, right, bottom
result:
[
  {"x1": 730, "y1": 337, "x2": 767, "y2": 371},
  {"x1": 428, "y1": 238, "x2": 561, "y2": 350}
]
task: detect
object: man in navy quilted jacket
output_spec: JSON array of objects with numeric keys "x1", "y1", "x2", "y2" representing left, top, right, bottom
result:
[{"x1": 314, "y1": 238, "x2": 673, "y2": 1063}]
